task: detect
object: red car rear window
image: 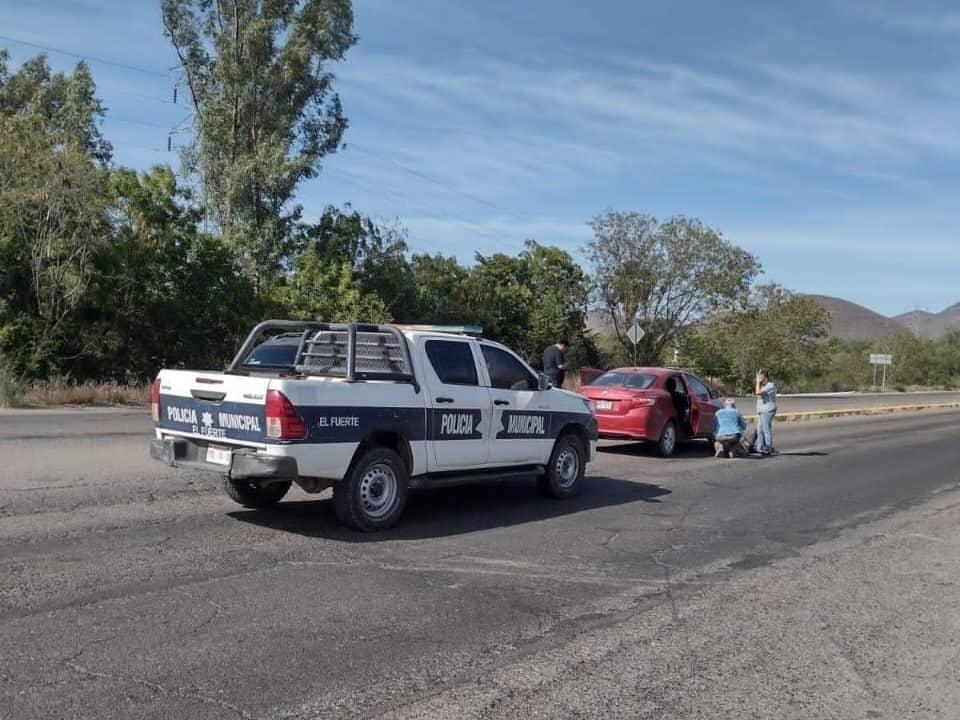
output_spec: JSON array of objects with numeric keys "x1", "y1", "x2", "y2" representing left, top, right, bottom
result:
[{"x1": 592, "y1": 372, "x2": 656, "y2": 389}]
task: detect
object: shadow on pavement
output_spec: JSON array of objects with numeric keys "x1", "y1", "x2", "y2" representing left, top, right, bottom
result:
[
  {"x1": 775, "y1": 451, "x2": 830, "y2": 457},
  {"x1": 598, "y1": 440, "x2": 715, "y2": 458},
  {"x1": 228, "y1": 476, "x2": 671, "y2": 542}
]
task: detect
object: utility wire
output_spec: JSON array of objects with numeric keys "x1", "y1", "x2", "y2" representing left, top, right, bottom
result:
[
  {"x1": 3, "y1": 37, "x2": 178, "y2": 106},
  {"x1": 323, "y1": 166, "x2": 518, "y2": 251},
  {"x1": 0, "y1": 34, "x2": 169, "y2": 77},
  {"x1": 110, "y1": 115, "x2": 182, "y2": 131},
  {"x1": 346, "y1": 143, "x2": 533, "y2": 224}
]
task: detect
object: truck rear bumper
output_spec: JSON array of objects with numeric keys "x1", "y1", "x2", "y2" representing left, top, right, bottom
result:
[{"x1": 150, "y1": 437, "x2": 298, "y2": 481}]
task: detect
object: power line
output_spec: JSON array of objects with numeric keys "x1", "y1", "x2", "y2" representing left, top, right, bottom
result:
[
  {"x1": 346, "y1": 143, "x2": 530, "y2": 223},
  {"x1": 0, "y1": 34, "x2": 169, "y2": 77},
  {"x1": 323, "y1": 166, "x2": 518, "y2": 252},
  {"x1": 111, "y1": 141, "x2": 168, "y2": 154},
  {"x1": 96, "y1": 80, "x2": 176, "y2": 105},
  {"x1": 2, "y1": 37, "x2": 178, "y2": 107},
  {"x1": 109, "y1": 115, "x2": 181, "y2": 131}
]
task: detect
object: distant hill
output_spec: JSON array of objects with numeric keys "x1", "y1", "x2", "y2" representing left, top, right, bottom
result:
[
  {"x1": 585, "y1": 309, "x2": 616, "y2": 335},
  {"x1": 893, "y1": 303, "x2": 960, "y2": 338},
  {"x1": 932, "y1": 303, "x2": 960, "y2": 336},
  {"x1": 585, "y1": 296, "x2": 960, "y2": 341},
  {"x1": 808, "y1": 295, "x2": 960, "y2": 340},
  {"x1": 805, "y1": 295, "x2": 904, "y2": 341}
]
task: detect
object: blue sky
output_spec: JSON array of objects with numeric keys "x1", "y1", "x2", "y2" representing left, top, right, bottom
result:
[{"x1": 3, "y1": 0, "x2": 959, "y2": 316}]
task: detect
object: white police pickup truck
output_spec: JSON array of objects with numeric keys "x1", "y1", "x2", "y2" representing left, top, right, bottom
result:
[{"x1": 150, "y1": 321, "x2": 597, "y2": 531}]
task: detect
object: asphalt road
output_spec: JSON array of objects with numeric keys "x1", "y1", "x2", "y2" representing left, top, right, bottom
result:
[{"x1": 2, "y1": 407, "x2": 959, "y2": 718}]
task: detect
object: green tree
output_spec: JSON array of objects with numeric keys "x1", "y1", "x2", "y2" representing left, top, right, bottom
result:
[
  {"x1": 162, "y1": 0, "x2": 356, "y2": 293},
  {"x1": 522, "y1": 241, "x2": 590, "y2": 364},
  {"x1": 408, "y1": 253, "x2": 472, "y2": 325},
  {"x1": 0, "y1": 114, "x2": 110, "y2": 376},
  {"x1": 874, "y1": 330, "x2": 938, "y2": 388},
  {"x1": 276, "y1": 243, "x2": 387, "y2": 322},
  {"x1": 298, "y1": 206, "x2": 415, "y2": 319},
  {"x1": 821, "y1": 338, "x2": 871, "y2": 392},
  {"x1": 685, "y1": 285, "x2": 830, "y2": 392},
  {"x1": 77, "y1": 166, "x2": 257, "y2": 380},
  {"x1": 0, "y1": 53, "x2": 117, "y2": 377},
  {"x1": 934, "y1": 330, "x2": 960, "y2": 387},
  {"x1": 586, "y1": 211, "x2": 759, "y2": 365},
  {"x1": 464, "y1": 251, "x2": 534, "y2": 356},
  {"x1": 0, "y1": 51, "x2": 112, "y2": 164}
]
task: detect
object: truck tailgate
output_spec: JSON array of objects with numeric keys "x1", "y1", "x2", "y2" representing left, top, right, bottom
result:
[{"x1": 156, "y1": 370, "x2": 271, "y2": 446}]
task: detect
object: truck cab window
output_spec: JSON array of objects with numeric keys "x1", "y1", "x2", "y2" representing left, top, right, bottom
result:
[
  {"x1": 425, "y1": 340, "x2": 479, "y2": 386},
  {"x1": 243, "y1": 338, "x2": 300, "y2": 368},
  {"x1": 481, "y1": 345, "x2": 537, "y2": 391}
]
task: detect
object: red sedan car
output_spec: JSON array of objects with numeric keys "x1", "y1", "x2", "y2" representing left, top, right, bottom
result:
[{"x1": 578, "y1": 367, "x2": 724, "y2": 457}]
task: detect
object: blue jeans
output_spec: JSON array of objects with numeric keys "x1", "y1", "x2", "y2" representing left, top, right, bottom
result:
[{"x1": 757, "y1": 410, "x2": 776, "y2": 454}]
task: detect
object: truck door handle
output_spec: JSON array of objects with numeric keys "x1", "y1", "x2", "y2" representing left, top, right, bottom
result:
[
  {"x1": 494, "y1": 400, "x2": 510, "y2": 406},
  {"x1": 435, "y1": 397, "x2": 455, "y2": 404}
]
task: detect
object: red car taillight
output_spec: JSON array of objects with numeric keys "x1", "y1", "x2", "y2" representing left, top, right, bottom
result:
[
  {"x1": 150, "y1": 378, "x2": 161, "y2": 422},
  {"x1": 631, "y1": 396, "x2": 656, "y2": 408},
  {"x1": 265, "y1": 390, "x2": 308, "y2": 440}
]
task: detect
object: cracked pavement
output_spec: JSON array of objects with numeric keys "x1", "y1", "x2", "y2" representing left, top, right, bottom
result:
[{"x1": 1, "y1": 408, "x2": 959, "y2": 718}]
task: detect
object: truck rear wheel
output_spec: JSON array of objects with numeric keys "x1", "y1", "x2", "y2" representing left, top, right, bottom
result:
[
  {"x1": 223, "y1": 477, "x2": 291, "y2": 508},
  {"x1": 538, "y1": 433, "x2": 586, "y2": 499},
  {"x1": 334, "y1": 447, "x2": 409, "y2": 531}
]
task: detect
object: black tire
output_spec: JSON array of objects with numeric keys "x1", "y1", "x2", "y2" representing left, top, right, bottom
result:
[
  {"x1": 222, "y1": 476, "x2": 291, "y2": 508},
  {"x1": 658, "y1": 419, "x2": 678, "y2": 458},
  {"x1": 538, "y1": 433, "x2": 586, "y2": 499},
  {"x1": 334, "y1": 447, "x2": 409, "y2": 531}
]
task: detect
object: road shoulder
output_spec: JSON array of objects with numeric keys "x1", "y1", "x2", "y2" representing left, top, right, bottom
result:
[{"x1": 378, "y1": 485, "x2": 960, "y2": 719}]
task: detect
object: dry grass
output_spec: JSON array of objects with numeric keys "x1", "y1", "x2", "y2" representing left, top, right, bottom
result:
[{"x1": 12, "y1": 379, "x2": 150, "y2": 408}]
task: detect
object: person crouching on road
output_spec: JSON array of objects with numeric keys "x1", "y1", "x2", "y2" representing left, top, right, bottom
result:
[
  {"x1": 755, "y1": 370, "x2": 778, "y2": 456},
  {"x1": 542, "y1": 338, "x2": 569, "y2": 388},
  {"x1": 713, "y1": 398, "x2": 747, "y2": 458}
]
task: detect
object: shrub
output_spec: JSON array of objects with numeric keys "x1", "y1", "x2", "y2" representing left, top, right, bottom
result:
[{"x1": 0, "y1": 355, "x2": 20, "y2": 407}]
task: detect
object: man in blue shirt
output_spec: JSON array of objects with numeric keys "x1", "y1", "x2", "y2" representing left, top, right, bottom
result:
[{"x1": 713, "y1": 398, "x2": 748, "y2": 458}]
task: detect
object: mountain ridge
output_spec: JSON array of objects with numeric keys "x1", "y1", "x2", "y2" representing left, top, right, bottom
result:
[
  {"x1": 804, "y1": 295, "x2": 960, "y2": 340},
  {"x1": 585, "y1": 296, "x2": 960, "y2": 341}
]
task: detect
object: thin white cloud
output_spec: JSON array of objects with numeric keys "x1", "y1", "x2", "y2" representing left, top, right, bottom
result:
[
  {"x1": 341, "y1": 47, "x2": 960, "y2": 187},
  {"x1": 401, "y1": 216, "x2": 591, "y2": 258},
  {"x1": 325, "y1": 19, "x2": 960, "y2": 296},
  {"x1": 850, "y1": 6, "x2": 960, "y2": 34}
]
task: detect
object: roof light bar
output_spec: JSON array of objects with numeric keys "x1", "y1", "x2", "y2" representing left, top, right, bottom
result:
[{"x1": 394, "y1": 324, "x2": 483, "y2": 336}]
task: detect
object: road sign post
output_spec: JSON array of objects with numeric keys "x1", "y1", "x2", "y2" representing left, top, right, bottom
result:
[
  {"x1": 869, "y1": 353, "x2": 893, "y2": 391},
  {"x1": 626, "y1": 322, "x2": 645, "y2": 367}
]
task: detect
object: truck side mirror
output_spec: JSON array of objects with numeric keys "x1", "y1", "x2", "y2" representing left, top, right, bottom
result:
[{"x1": 538, "y1": 374, "x2": 553, "y2": 391}]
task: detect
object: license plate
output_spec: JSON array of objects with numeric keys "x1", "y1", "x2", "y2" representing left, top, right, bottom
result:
[
  {"x1": 206, "y1": 445, "x2": 232, "y2": 466},
  {"x1": 596, "y1": 400, "x2": 614, "y2": 411}
]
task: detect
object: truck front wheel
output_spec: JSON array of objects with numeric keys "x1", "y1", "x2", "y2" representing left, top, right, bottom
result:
[
  {"x1": 223, "y1": 477, "x2": 291, "y2": 508},
  {"x1": 538, "y1": 433, "x2": 586, "y2": 499},
  {"x1": 334, "y1": 447, "x2": 409, "y2": 531}
]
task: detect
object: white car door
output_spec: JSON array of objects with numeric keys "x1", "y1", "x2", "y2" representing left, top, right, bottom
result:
[
  {"x1": 480, "y1": 343, "x2": 553, "y2": 465},
  {"x1": 420, "y1": 337, "x2": 492, "y2": 469}
]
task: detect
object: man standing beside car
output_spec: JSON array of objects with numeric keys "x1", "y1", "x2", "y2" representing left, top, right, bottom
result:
[
  {"x1": 755, "y1": 369, "x2": 778, "y2": 455},
  {"x1": 542, "y1": 338, "x2": 569, "y2": 388}
]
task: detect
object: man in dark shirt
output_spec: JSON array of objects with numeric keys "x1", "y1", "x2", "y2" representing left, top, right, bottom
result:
[{"x1": 542, "y1": 339, "x2": 569, "y2": 388}]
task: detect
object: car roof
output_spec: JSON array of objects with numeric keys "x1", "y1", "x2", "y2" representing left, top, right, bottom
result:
[
  {"x1": 606, "y1": 367, "x2": 681, "y2": 376},
  {"x1": 402, "y1": 330, "x2": 472, "y2": 341}
]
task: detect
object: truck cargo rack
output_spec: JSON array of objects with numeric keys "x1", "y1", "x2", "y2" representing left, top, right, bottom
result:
[{"x1": 227, "y1": 320, "x2": 418, "y2": 390}]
